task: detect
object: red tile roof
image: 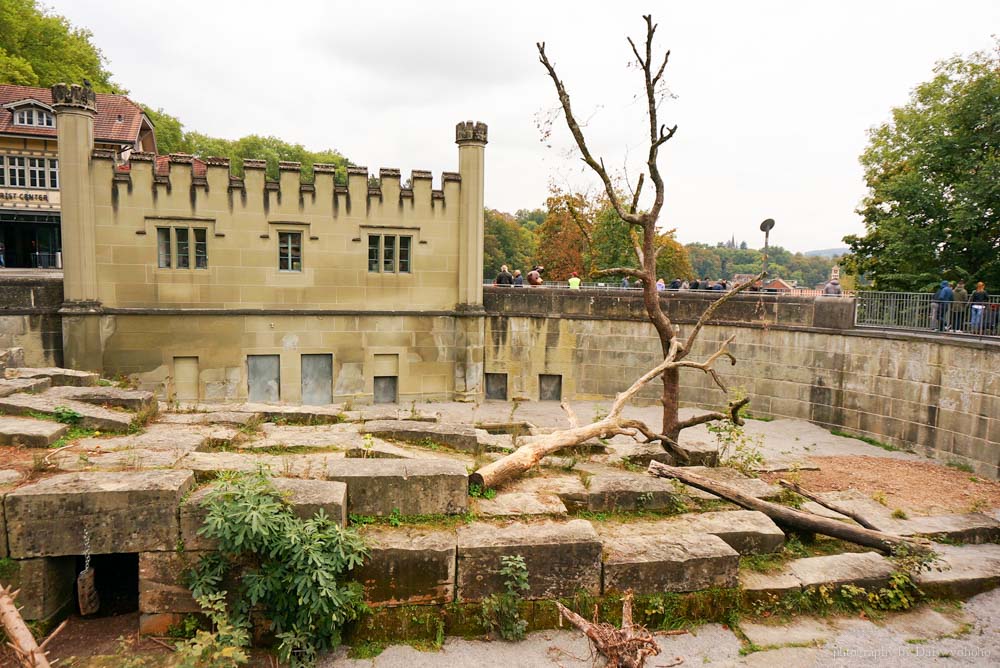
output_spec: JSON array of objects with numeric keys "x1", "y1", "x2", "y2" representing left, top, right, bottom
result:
[{"x1": 0, "y1": 84, "x2": 146, "y2": 145}]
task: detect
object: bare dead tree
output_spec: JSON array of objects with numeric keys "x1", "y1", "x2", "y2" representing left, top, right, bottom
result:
[{"x1": 538, "y1": 15, "x2": 736, "y2": 446}]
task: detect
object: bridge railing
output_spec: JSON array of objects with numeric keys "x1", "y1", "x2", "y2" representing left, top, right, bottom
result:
[{"x1": 855, "y1": 290, "x2": 1000, "y2": 337}]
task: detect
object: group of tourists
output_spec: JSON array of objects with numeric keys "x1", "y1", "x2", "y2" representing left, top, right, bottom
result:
[
  {"x1": 492, "y1": 265, "x2": 545, "y2": 287},
  {"x1": 931, "y1": 280, "x2": 993, "y2": 334}
]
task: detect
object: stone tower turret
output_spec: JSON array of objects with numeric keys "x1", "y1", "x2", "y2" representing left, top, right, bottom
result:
[{"x1": 455, "y1": 121, "x2": 487, "y2": 308}]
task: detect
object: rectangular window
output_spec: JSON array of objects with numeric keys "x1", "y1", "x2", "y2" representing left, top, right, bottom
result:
[
  {"x1": 175, "y1": 228, "x2": 190, "y2": 268},
  {"x1": 0, "y1": 157, "x2": 5, "y2": 187},
  {"x1": 367, "y1": 235, "x2": 380, "y2": 272},
  {"x1": 8, "y1": 157, "x2": 26, "y2": 187},
  {"x1": 279, "y1": 231, "x2": 302, "y2": 271},
  {"x1": 382, "y1": 235, "x2": 396, "y2": 272},
  {"x1": 48, "y1": 159, "x2": 58, "y2": 189},
  {"x1": 16, "y1": 110, "x2": 31, "y2": 126},
  {"x1": 157, "y1": 228, "x2": 171, "y2": 268},
  {"x1": 194, "y1": 228, "x2": 207, "y2": 269},
  {"x1": 398, "y1": 236, "x2": 411, "y2": 273},
  {"x1": 28, "y1": 158, "x2": 46, "y2": 188},
  {"x1": 367, "y1": 234, "x2": 413, "y2": 273}
]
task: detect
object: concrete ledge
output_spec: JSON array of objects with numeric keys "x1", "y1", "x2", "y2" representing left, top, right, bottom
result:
[
  {"x1": 322, "y1": 459, "x2": 469, "y2": 516},
  {"x1": 0, "y1": 415, "x2": 68, "y2": 447},
  {"x1": 4, "y1": 470, "x2": 194, "y2": 557},
  {"x1": 456, "y1": 519, "x2": 601, "y2": 601},
  {"x1": 603, "y1": 533, "x2": 739, "y2": 594},
  {"x1": 353, "y1": 527, "x2": 457, "y2": 606},
  {"x1": 789, "y1": 552, "x2": 895, "y2": 590},
  {"x1": 0, "y1": 393, "x2": 133, "y2": 431},
  {"x1": 360, "y1": 420, "x2": 480, "y2": 453}
]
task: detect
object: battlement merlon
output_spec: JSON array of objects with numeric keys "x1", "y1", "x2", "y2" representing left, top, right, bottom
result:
[
  {"x1": 51, "y1": 83, "x2": 97, "y2": 113},
  {"x1": 455, "y1": 121, "x2": 488, "y2": 145}
]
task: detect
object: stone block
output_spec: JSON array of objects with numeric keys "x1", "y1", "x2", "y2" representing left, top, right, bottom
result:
[
  {"x1": 0, "y1": 393, "x2": 133, "y2": 431},
  {"x1": 361, "y1": 420, "x2": 480, "y2": 453},
  {"x1": 915, "y1": 543, "x2": 1000, "y2": 598},
  {"x1": 603, "y1": 532, "x2": 739, "y2": 594},
  {"x1": 476, "y1": 492, "x2": 567, "y2": 517},
  {"x1": 4, "y1": 470, "x2": 194, "y2": 557},
  {"x1": 789, "y1": 552, "x2": 895, "y2": 590},
  {"x1": 0, "y1": 493, "x2": 6, "y2": 559},
  {"x1": 5, "y1": 366, "x2": 98, "y2": 387},
  {"x1": 0, "y1": 377, "x2": 50, "y2": 397},
  {"x1": 353, "y1": 527, "x2": 457, "y2": 606},
  {"x1": 456, "y1": 519, "x2": 601, "y2": 601},
  {"x1": 739, "y1": 569, "x2": 802, "y2": 597},
  {"x1": 44, "y1": 385, "x2": 158, "y2": 412},
  {"x1": 0, "y1": 415, "x2": 68, "y2": 447},
  {"x1": 181, "y1": 478, "x2": 347, "y2": 550},
  {"x1": 680, "y1": 510, "x2": 785, "y2": 554},
  {"x1": 0, "y1": 556, "x2": 76, "y2": 621},
  {"x1": 159, "y1": 411, "x2": 264, "y2": 426},
  {"x1": 139, "y1": 550, "x2": 207, "y2": 615},
  {"x1": 672, "y1": 438, "x2": 719, "y2": 466},
  {"x1": 322, "y1": 459, "x2": 468, "y2": 516},
  {"x1": 680, "y1": 467, "x2": 782, "y2": 501},
  {"x1": 899, "y1": 513, "x2": 1000, "y2": 544},
  {"x1": 571, "y1": 471, "x2": 684, "y2": 512}
]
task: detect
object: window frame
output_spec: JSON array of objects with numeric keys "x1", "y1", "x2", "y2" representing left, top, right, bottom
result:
[
  {"x1": 156, "y1": 228, "x2": 172, "y2": 268},
  {"x1": 278, "y1": 231, "x2": 303, "y2": 272},
  {"x1": 366, "y1": 233, "x2": 413, "y2": 274},
  {"x1": 12, "y1": 108, "x2": 54, "y2": 128},
  {"x1": 7, "y1": 156, "x2": 26, "y2": 187}
]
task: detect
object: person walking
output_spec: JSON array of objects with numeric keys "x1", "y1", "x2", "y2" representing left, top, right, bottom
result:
[
  {"x1": 512, "y1": 269, "x2": 524, "y2": 286},
  {"x1": 823, "y1": 277, "x2": 842, "y2": 295},
  {"x1": 568, "y1": 272, "x2": 582, "y2": 290},
  {"x1": 932, "y1": 280, "x2": 954, "y2": 332},
  {"x1": 970, "y1": 281, "x2": 989, "y2": 333},
  {"x1": 951, "y1": 280, "x2": 968, "y2": 331},
  {"x1": 656, "y1": 278, "x2": 666, "y2": 291},
  {"x1": 494, "y1": 264, "x2": 513, "y2": 286}
]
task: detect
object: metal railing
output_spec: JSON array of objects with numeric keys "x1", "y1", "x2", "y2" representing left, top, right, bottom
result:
[
  {"x1": 855, "y1": 291, "x2": 1000, "y2": 337},
  {"x1": 483, "y1": 279, "x2": 853, "y2": 295}
]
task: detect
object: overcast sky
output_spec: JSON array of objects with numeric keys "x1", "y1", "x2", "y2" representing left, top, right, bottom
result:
[{"x1": 56, "y1": 0, "x2": 998, "y2": 252}]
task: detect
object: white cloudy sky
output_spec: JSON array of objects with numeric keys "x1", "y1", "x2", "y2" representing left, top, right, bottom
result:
[{"x1": 57, "y1": 0, "x2": 998, "y2": 252}]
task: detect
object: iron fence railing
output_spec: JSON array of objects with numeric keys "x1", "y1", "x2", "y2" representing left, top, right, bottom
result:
[{"x1": 855, "y1": 291, "x2": 1000, "y2": 337}]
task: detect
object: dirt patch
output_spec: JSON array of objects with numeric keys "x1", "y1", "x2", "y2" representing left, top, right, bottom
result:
[{"x1": 762, "y1": 455, "x2": 1000, "y2": 516}]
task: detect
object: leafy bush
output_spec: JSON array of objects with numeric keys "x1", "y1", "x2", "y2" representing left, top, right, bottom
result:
[
  {"x1": 481, "y1": 554, "x2": 530, "y2": 640},
  {"x1": 53, "y1": 405, "x2": 83, "y2": 425},
  {"x1": 175, "y1": 592, "x2": 249, "y2": 667},
  {"x1": 188, "y1": 470, "x2": 369, "y2": 667}
]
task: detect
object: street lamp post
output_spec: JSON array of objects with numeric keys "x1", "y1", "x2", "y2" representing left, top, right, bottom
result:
[{"x1": 759, "y1": 218, "x2": 775, "y2": 279}]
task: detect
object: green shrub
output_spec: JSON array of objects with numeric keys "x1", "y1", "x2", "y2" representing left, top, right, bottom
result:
[
  {"x1": 174, "y1": 593, "x2": 249, "y2": 667},
  {"x1": 480, "y1": 554, "x2": 529, "y2": 641},
  {"x1": 52, "y1": 405, "x2": 83, "y2": 425},
  {"x1": 188, "y1": 469, "x2": 369, "y2": 667}
]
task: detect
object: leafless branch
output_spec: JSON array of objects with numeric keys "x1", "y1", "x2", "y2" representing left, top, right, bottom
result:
[
  {"x1": 629, "y1": 173, "x2": 645, "y2": 214},
  {"x1": 681, "y1": 271, "x2": 765, "y2": 359},
  {"x1": 592, "y1": 267, "x2": 647, "y2": 281},
  {"x1": 675, "y1": 396, "x2": 751, "y2": 431}
]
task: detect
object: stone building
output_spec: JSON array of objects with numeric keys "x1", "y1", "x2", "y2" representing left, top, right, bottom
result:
[
  {"x1": 0, "y1": 84, "x2": 156, "y2": 268},
  {"x1": 52, "y1": 83, "x2": 487, "y2": 405}
]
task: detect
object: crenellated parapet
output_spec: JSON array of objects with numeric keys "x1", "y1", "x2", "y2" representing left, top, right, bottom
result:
[
  {"x1": 455, "y1": 121, "x2": 488, "y2": 145},
  {"x1": 51, "y1": 83, "x2": 96, "y2": 112}
]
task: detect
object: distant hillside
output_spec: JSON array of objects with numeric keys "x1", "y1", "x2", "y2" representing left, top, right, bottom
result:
[{"x1": 804, "y1": 247, "x2": 849, "y2": 258}]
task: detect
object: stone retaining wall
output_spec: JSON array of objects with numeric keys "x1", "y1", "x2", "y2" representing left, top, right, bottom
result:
[
  {"x1": 484, "y1": 288, "x2": 1000, "y2": 479},
  {"x1": 0, "y1": 274, "x2": 63, "y2": 367}
]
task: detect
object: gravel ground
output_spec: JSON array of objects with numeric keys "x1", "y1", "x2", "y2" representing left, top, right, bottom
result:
[{"x1": 322, "y1": 590, "x2": 1000, "y2": 667}]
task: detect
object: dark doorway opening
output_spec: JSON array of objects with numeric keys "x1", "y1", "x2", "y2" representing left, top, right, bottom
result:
[
  {"x1": 74, "y1": 553, "x2": 139, "y2": 617},
  {"x1": 0, "y1": 211, "x2": 61, "y2": 268}
]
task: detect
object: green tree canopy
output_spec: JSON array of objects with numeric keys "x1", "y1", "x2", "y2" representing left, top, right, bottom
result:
[
  {"x1": 484, "y1": 208, "x2": 538, "y2": 278},
  {"x1": 0, "y1": 0, "x2": 121, "y2": 92},
  {"x1": 843, "y1": 42, "x2": 999, "y2": 292}
]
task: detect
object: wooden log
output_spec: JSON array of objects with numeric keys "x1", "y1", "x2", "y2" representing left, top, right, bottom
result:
[
  {"x1": 0, "y1": 586, "x2": 51, "y2": 668},
  {"x1": 648, "y1": 462, "x2": 926, "y2": 554},
  {"x1": 777, "y1": 479, "x2": 880, "y2": 530}
]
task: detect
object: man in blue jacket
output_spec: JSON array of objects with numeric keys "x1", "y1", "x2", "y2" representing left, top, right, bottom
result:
[{"x1": 933, "y1": 280, "x2": 954, "y2": 332}]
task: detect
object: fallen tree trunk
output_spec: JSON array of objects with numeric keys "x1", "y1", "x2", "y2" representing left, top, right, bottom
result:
[
  {"x1": 648, "y1": 462, "x2": 927, "y2": 554},
  {"x1": 0, "y1": 586, "x2": 51, "y2": 668},
  {"x1": 777, "y1": 479, "x2": 880, "y2": 530}
]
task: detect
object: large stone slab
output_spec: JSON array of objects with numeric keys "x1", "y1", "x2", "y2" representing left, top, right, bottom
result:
[
  {"x1": 181, "y1": 477, "x2": 347, "y2": 550},
  {"x1": 45, "y1": 385, "x2": 157, "y2": 412},
  {"x1": 237, "y1": 402, "x2": 344, "y2": 424},
  {"x1": 0, "y1": 376, "x2": 50, "y2": 397},
  {"x1": 915, "y1": 543, "x2": 1000, "y2": 598},
  {"x1": 566, "y1": 470, "x2": 684, "y2": 512},
  {"x1": 322, "y1": 459, "x2": 469, "y2": 516},
  {"x1": 740, "y1": 617, "x2": 838, "y2": 648},
  {"x1": 0, "y1": 556, "x2": 76, "y2": 621},
  {"x1": 456, "y1": 519, "x2": 601, "y2": 601},
  {"x1": 361, "y1": 420, "x2": 480, "y2": 453},
  {"x1": 740, "y1": 569, "x2": 802, "y2": 597},
  {"x1": 680, "y1": 466, "x2": 783, "y2": 501},
  {"x1": 0, "y1": 415, "x2": 67, "y2": 447},
  {"x1": 4, "y1": 470, "x2": 195, "y2": 557},
  {"x1": 0, "y1": 393, "x2": 133, "y2": 431},
  {"x1": 788, "y1": 551, "x2": 895, "y2": 590},
  {"x1": 353, "y1": 527, "x2": 456, "y2": 606},
  {"x1": 476, "y1": 492, "x2": 568, "y2": 517},
  {"x1": 138, "y1": 550, "x2": 206, "y2": 616},
  {"x1": 603, "y1": 532, "x2": 739, "y2": 594},
  {"x1": 597, "y1": 510, "x2": 784, "y2": 555},
  {"x1": 159, "y1": 411, "x2": 263, "y2": 426},
  {"x1": 899, "y1": 513, "x2": 1000, "y2": 544},
  {"x1": 5, "y1": 366, "x2": 99, "y2": 387},
  {"x1": 245, "y1": 423, "x2": 359, "y2": 450},
  {"x1": 673, "y1": 437, "x2": 719, "y2": 466}
]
